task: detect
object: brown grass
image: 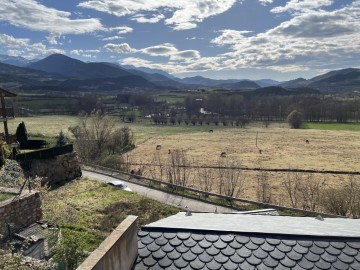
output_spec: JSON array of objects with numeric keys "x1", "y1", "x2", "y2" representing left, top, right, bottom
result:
[{"x1": 127, "y1": 126, "x2": 360, "y2": 202}]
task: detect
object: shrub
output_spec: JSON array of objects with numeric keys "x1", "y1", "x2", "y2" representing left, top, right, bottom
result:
[
  {"x1": 15, "y1": 121, "x2": 28, "y2": 148},
  {"x1": 56, "y1": 130, "x2": 68, "y2": 147},
  {"x1": 287, "y1": 110, "x2": 303, "y2": 129}
]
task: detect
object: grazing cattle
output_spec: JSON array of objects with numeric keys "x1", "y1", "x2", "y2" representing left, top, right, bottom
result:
[
  {"x1": 168, "y1": 149, "x2": 171, "y2": 154},
  {"x1": 306, "y1": 140, "x2": 310, "y2": 144},
  {"x1": 220, "y1": 152, "x2": 226, "y2": 158},
  {"x1": 209, "y1": 130, "x2": 214, "y2": 133},
  {"x1": 259, "y1": 149, "x2": 262, "y2": 154},
  {"x1": 156, "y1": 145, "x2": 161, "y2": 150}
]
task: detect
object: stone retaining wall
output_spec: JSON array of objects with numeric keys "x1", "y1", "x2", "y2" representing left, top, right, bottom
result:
[
  {"x1": 26, "y1": 152, "x2": 82, "y2": 185},
  {"x1": 0, "y1": 190, "x2": 42, "y2": 238}
]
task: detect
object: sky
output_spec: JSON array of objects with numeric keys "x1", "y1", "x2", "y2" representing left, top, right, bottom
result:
[{"x1": 0, "y1": 0, "x2": 359, "y2": 81}]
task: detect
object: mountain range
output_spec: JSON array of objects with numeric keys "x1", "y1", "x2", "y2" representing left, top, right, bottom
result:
[{"x1": 0, "y1": 53, "x2": 359, "y2": 93}]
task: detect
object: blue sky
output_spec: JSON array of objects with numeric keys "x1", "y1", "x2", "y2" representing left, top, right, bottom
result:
[{"x1": 0, "y1": 0, "x2": 359, "y2": 80}]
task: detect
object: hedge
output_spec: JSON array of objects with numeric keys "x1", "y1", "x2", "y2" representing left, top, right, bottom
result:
[
  {"x1": 16, "y1": 144, "x2": 74, "y2": 161},
  {"x1": 21, "y1": 139, "x2": 48, "y2": 150}
]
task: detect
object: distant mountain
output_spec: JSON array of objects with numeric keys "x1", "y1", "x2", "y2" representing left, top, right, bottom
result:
[
  {"x1": 0, "y1": 54, "x2": 37, "y2": 67},
  {"x1": 244, "y1": 86, "x2": 320, "y2": 96},
  {"x1": 281, "y1": 68, "x2": 360, "y2": 92},
  {"x1": 217, "y1": 80, "x2": 261, "y2": 90},
  {"x1": 122, "y1": 64, "x2": 177, "y2": 80},
  {"x1": 178, "y1": 76, "x2": 241, "y2": 87},
  {"x1": 255, "y1": 79, "x2": 281, "y2": 87},
  {"x1": 280, "y1": 78, "x2": 307, "y2": 88},
  {"x1": 127, "y1": 69, "x2": 185, "y2": 89},
  {"x1": 28, "y1": 54, "x2": 133, "y2": 79}
]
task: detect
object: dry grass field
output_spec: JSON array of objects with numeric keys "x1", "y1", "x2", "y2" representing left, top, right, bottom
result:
[
  {"x1": 127, "y1": 126, "x2": 360, "y2": 203},
  {"x1": 7, "y1": 115, "x2": 360, "y2": 204}
]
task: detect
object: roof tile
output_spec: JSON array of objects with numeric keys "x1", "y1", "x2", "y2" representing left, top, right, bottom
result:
[
  {"x1": 190, "y1": 244, "x2": 205, "y2": 255},
  {"x1": 177, "y1": 232, "x2": 191, "y2": 240},
  {"x1": 297, "y1": 257, "x2": 314, "y2": 269},
  {"x1": 149, "y1": 232, "x2": 162, "y2": 239},
  {"x1": 167, "y1": 249, "x2": 181, "y2": 260},
  {"x1": 223, "y1": 260, "x2": 238, "y2": 270},
  {"x1": 198, "y1": 239, "x2": 212, "y2": 249},
  {"x1": 220, "y1": 235, "x2": 234, "y2": 243},
  {"x1": 206, "y1": 245, "x2": 221, "y2": 256},
  {"x1": 280, "y1": 256, "x2": 297, "y2": 268},
  {"x1": 343, "y1": 245, "x2": 358, "y2": 256},
  {"x1": 304, "y1": 251, "x2": 320, "y2": 262},
  {"x1": 287, "y1": 249, "x2": 303, "y2": 261},
  {"x1": 229, "y1": 252, "x2": 245, "y2": 264},
  {"x1": 154, "y1": 237, "x2": 168, "y2": 246},
  {"x1": 321, "y1": 251, "x2": 337, "y2": 263},
  {"x1": 266, "y1": 237, "x2": 281, "y2": 246},
  {"x1": 183, "y1": 237, "x2": 198, "y2": 248},
  {"x1": 253, "y1": 247, "x2": 268, "y2": 259},
  {"x1": 263, "y1": 254, "x2": 279, "y2": 268},
  {"x1": 235, "y1": 235, "x2": 250, "y2": 244},
  {"x1": 205, "y1": 234, "x2": 219, "y2": 242},
  {"x1": 157, "y1": 255, "x2": 173, "y2": 268},
  {"x1": 198, "y1": 252, "x2": 213, "y2": 263},
  {"x1": 182, "y1": 250, "x2": 197, "y2": 261},
  {"x1": 206, "y1": 259, "x2": 222, "y2": 270},
  {"x1": 213, "y1": 239, "x2": 227, "y2": 249},
  {"x1": 276, "y1": 242, "x2": 292, "y2": 253},
  {"x1": 221, "y1": 245, "x2": 236, "y2": 257},
  {"x1": 191, "y1": 233, "x2": 205, "y2": 242},
  {"x1": 314, "y1": 258, "x2": 331, "y2": 270},
  {"x1": 269, "y1": 248, "x2": 286, "y2": 260},
  {"x1": 338, "y1": 252, "x2": 355, "y2": 264},
  {"x1": 174, "y1": 257, "x2": 189, "y2": 268},
  {"x1": 161, "y1": 242, "x2": 175, "y2": 253},
  {"x1": 175, "y1": 243, "x2": 189, "y2": 253},
  {"x1": 246, "y1": 253, "x2": 262, "y2": 265},
  {"x1": 189, "y1": 257, "x2": 205, "y2": 270},
  {"x1": 236, "y1": 246, "x2": 252, "y2": 258}
]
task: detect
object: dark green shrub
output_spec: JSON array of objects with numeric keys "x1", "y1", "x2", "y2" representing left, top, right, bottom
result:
[
  {"x1": 56, "y1": 130, "x2": 68, "y2": 147},
  {"x1": 287, "y1": 110, "x2": 303, "y2": 129},
  {"x1": 15, "y1": 122, "x2": 28, "y2": 148}
]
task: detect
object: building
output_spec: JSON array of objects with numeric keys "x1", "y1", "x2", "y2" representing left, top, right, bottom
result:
[
  {"x1": 0, "y1": 87, "x2": 17, "y2": 144},
  {"x1": 78, "y1": 211, "x2": 360, "y2": 270}
]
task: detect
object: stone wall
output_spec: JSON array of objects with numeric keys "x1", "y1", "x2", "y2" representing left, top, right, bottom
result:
[
  {"x1": 0, "y1": 189, "x2": 42, "y2": 238},
  {"x1": 77, "y1": 216, "x2": 138, "y2": 270},
  {"x1": 26, "y1": 152, "x2": 82, "y2": 185}
]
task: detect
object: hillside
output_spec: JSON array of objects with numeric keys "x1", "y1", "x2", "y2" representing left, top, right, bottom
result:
[{"x1": 28, "y1": 54, "x2": 133, "y2": 79}]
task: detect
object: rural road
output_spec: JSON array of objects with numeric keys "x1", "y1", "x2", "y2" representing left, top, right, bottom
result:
[{"x1": 82, "y1": 169, "x2": 236, "y2": 213}]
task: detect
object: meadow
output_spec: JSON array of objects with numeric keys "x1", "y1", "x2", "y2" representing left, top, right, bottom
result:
[{"x1": 7, "y1": 115, "x2": 360, "y2": 204}]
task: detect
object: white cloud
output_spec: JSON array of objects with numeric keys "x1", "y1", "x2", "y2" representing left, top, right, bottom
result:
[
  {"x1": 46, "y1": 33, "x2": 61, "y2": 45},
  {"x1": 0, "y1": 0, "x2": 103, "y2": 34},
  {"x1": 211, "y1": 30, "x2": 252, "y2": 46},
  {"x1": 131, "y1": 14, "x2": 165, "y2": 23},
  {"x1": 108, "y1": 26, "x2": 133, "y2": 35},
  {"x1": 78, "y1": 0, "x2": 241, "y2": 30},
  {"x1": 140, "y1": 43, "x2": 178, "y2": 56},
  {"x1": 0, "y1": 33, "x2": 29, "y2": 47},
  {"x1": 258, "y1": 0, "x2": 273, "y2": 6},
  {"x1": 102, "y1": 36, "x2": 124, "y2": 41},
  {"x1": 209, "y1": 2, "x2": 360, "y2": 72},
  {"x1": 70, "y1": 49, "x2": 100, "y2": 56},
  {"x1": 271, "y1": 0, "x2": 334, "y2": 14},
  {"x1": 0, "y1": 33, "x2": 64, "y2": 58},
  {"x1": 170, "y1": 50, "x2": 201, "y2": 60},
  {"x1": 104, "y1": 43, "x2": 136, "y2": 54}
]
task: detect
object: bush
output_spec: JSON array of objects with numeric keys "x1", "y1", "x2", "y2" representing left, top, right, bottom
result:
[
  {"x1": 16, "y1": 144, "x2": 73, "y2": 161},
  {"x1": 21, "y1": 139, "x2": 48, "y2": 149},
  {"x1": 56, "y1": 130, "x2": 68, "y2": 147},
  {"x1": 287, "y1": 110, "x2": 303, "y2": 129},
  {"x1": 16, "y1": 122, "x2": 28, "y2": 148}
]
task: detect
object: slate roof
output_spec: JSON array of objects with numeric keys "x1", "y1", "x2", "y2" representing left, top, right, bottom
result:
[{"x1": 134, "y1": 212, "x2": 360, "y2": 270}]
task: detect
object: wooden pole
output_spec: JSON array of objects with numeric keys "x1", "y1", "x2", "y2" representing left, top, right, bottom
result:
[{"x1": 0, "y1": 93, "x2": 9, "y2": 143}]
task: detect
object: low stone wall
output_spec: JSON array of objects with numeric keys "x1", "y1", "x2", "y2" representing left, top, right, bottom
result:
[
  {"x1": 26, "y1": 152, "x2": 82, "y2": 185},
  {"x1": 0, "y1": 189, "x2": 42, "y2": 238},
  {"x1": 77, "y1": 216, "x2": 138, "y2": 270}
]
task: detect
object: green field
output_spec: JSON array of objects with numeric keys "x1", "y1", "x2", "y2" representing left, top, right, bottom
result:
[{"x1": 304, "y1": 122, "x2": 360, "y2": 131}]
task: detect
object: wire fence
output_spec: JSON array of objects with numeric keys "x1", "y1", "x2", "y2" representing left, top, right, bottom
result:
[{"x1": 81, "y1": 162, "x2": 344, "y2": 218}]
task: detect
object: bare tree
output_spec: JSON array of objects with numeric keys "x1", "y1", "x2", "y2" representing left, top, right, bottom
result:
[
  {"x1": 197, "y1": 166, "x2": 215, "y2": 194},
  {"x1": 166, "y1": 149, "x2": 192, "y2": 187},
  {"x1": 256, "y1": 170, "x2": 272, "y2": 203},
  {"x1": 69, "y1": 110, "x2": 117, "y2": 161},
  {"x1": 217, "y1": 159, "x2": 246, "y2": 198}
]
